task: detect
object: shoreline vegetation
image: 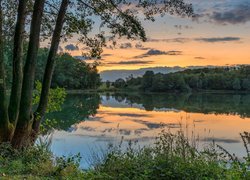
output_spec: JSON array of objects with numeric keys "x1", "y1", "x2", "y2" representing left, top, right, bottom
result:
[
  {"x1": 99, "y1": 66, "x2": 250, "y2": 93},
  {"x1": 67, "y1": 89, "x2": 250, "y2": 94},
  {"x1": 68, "y1": 65, "x2": 250, "y2": 94},
  {"x1": 0, "y1": 130, "x2": 250, "y2": 179}
]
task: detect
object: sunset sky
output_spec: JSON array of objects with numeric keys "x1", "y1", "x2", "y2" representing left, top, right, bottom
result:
[{"x1": 61, "y1": 0, "x2": 250, "y2": 72}]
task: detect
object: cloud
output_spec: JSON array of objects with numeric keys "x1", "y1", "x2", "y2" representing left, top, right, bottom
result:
[
  {"x1": 210, "y1": 3, "x2": 250, "y2": 25},
  {"x1": 148, "y1": 37, "x2": 241, "y2": 44},
  {"x1": 102, "y1": 53, "x2": 112, "y2": 57},
  {"x1": 195, "y1": 2, "x2": 250, "y2": 25},
  {"x1": 65, "y1": 44, "x2": 79, "y2": 51},
  {"x1": 119, "y1": 129, "x2": 131, "y2": 135},
  {"x1": 80, "y1": 127, "x2": 96, "y2": 132},
  {"x1": 194, "y1": 56, "x2": 206, "y2": 60},
  {"x1": 120, "y1": 42, "x2": 132, "y2": 49},
  {"x1": 135, "y1": 43, "x2": 150, "y2": 50},
  {"x1": 148, "y1": 38, "x2": 190, "y2": 43},
  {"x1": 108, "y1": 60, "x2": 153, "y2": 65},
  {"x1": 174, "y1": 25, "x2": 193, "y2": 30},
  {"x1": 195, "y1": 37, "x2": 240, "y2": 43},
  {"x1": 166, "y1": 51, "x2": 183, "y2": 55},
  {"x1": 133, "y1": 120, "x2": 164, "y2": 129},
  {"x1": 201, "y1": 137, "x2": 240, "y2": 144},
  {"x1": 146, "y1": 49, "x2": 167, "y2": 55},
  {"x1": 134, "y1": 49, "x2": 182, "y2": 58},
  {"x1": 117, "y1": 113, "x2": 152, "y2": 117}
]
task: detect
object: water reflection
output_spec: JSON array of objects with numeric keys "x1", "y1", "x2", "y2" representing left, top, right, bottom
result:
[{"x1": 48, "y1": 92, "x2": 250, "y2": 168}]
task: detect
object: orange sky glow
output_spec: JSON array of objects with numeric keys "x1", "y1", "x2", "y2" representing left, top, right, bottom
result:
[{"x1": 60, "y1": 0, "x2": 250, "y2": 72}]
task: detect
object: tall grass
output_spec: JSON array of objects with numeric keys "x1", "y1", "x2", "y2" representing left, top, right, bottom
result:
[
  {"x1": 87, "y1": 129, "x2": 250, "y2": 179},
  {"x1": 0, "y1": 129, "x2": 250, "y2": 179}
]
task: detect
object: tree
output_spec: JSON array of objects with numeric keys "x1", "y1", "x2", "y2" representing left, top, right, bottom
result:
[
  {"x1": 175, "y1": 75, "x2": 190, "y2": 92},
  {"x1": 188, "y1": 76, "x2": 199, "y2": 89},
  {"x1": 152, "y1": 73, "x2": 165, "y2": 92},
  {"x1": 0, "y1": 0, "x2": 10, "y2": 142},
  {"x1": 106, "y1": 80, "x2": 111, "y2": 89},
  {"x1": 142, "y1": 71, "x2": 154, "y2": 91},
  {"x1": 114, "y1": 78, "x2": 126, "y2": 88},
  {"x1": 0, "y1": 0, "x2": 193, "y2": 148},
  {"x1": 232, "y1": 78, "x2": 241, "y2": 91},
  {"x1": 242, "y1": 78, "x2": 250, "y2": 91}
]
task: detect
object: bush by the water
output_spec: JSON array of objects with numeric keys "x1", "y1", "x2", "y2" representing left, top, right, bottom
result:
[
  {"x1": 0, "y1": 130, "x2": 250, "y2": 179},
  {"x1": 0, "y1": 142, "x2": 84, "y2": 179}
]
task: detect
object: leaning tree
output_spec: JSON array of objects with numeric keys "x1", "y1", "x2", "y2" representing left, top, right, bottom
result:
[{"x1": 0, "y1": 0, "x2": 193, "y2": 148}]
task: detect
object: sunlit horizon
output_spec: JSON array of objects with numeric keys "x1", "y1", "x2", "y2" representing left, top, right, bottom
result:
[{"x1": 58, "y1": 0, "x2": 250, "y2": 72}]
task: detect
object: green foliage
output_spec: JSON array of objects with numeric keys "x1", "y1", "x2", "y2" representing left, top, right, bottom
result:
[
  {"x1": 142, "y1": 71, "x2": 154, "y2": 91},
  {"x1": 4, "y1": 48, "x2": 102, "y2": 90},
  {"x1": 33, "y1": 81, "x2": 67, "y2": 113},
  {"x1": 123, "y1": 66, "x2": 250, "y2": 92},
  {"x1": 1, "y1": 131, "x2": 250, "y2": 179},
  {"x1": 39, "y1": 118, "x2": 58, "y2": 135},
  {"x1": 114, "y1": 78, "x2": 126, "y2": 88},
  {"x1": 35, "y1": 49, "x2": 102, "y2": 90},
  {"x1": 52, "y1": 53, "x2": 101, "y2": 90},
  {"x1": 242, "y1": 78, "x2": 250, "y2": 90},
  {"x1": 106, "y1": 80, "x2": 111, "y2": 89},
  {"x1": 45, "y1": 93, "x2": 101, "y2": 130},
  {"x1": 0, "y1": 143, "x2": 85, "y2": 179},
  {"x1": 90, "y1": 130, "x2": 250, "y2": 180},
  {"x1": 2, "y1": 0, "x2": 194, "y2": 60},
  {"x1": 233, "y1": 78, "x2": 241, "y2": 90},
  {"x1": 110, "y1": 92, "x2": 250, "y2": 118},
  {"x1": 33, "y1": 81, "x2": 66, "y2": 134}
]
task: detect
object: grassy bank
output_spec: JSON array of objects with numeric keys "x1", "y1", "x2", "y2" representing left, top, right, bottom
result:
[{"x1": 1, "y1": 131, "x2": 250, "y2": 179}]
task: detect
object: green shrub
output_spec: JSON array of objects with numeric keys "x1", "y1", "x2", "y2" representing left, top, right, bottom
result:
[
  {"x1": 0, "y1": 130, "x2": 250, "y2": 179},
  {"x1": 92, "y1": 130, "x2": 250, "y2": 180}
]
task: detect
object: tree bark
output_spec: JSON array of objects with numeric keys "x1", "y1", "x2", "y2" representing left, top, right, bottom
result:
[
  {"x1": 0, "y1": 0, "x2": 12, "y2": 142},
  {"x1": 33, "y1": 0, "x2": 69, "y2": 134},
  {"x1": 12, "y1": 0, "x2": 46, "y2": 148},
  {"x1": 8, "y1": 0, "x2": 28, "y2": 133}
]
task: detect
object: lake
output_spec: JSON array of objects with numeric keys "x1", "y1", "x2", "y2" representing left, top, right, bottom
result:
[{"x1": 46, "y1": 92, "x2": 250, "y2": 169}]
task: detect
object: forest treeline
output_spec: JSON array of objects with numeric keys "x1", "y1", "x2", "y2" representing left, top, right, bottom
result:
[
  {"x1": 112, "y1": 66, "x2": 250, "y2": 92},
  {"x1": 4, "y1": 48, "x2": 101, "y2": 90}
]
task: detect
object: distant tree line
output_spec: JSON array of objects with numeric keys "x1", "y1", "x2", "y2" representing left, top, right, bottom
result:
[
  {"x1": 108, "y1": 92, "x2": 250, "y2": 118},
  {"x1": 112, "y1": 66, "x2": 250, "y2": 92},
  {"x1": 5, "y1": 48, "x2": 101, "y2": 90}
]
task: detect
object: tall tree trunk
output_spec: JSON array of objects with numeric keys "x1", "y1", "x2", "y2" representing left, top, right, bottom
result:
[
  {"x1": 33, "y1": 0, "x2": 69, "y2": 135},
  {"x1": 12, "y1": 0, "x2": 45, "y2": 148},
  {"x1": 8, "y1": 0, "x2": 28, "y2": 138},
  {"x1": 0, "y1": 0, "x2": 11, "y2": 142}
]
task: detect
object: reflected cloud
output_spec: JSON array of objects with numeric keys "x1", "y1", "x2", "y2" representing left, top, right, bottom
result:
[
  {"x1": 114, "y1": 113, "x2": 152, "y2": 118},
  {"x1": 195, "y1": 37, "x2": 241, "y2": 43},
  {"x1": 50, "y1": 93, "x2": 250, "y2": 167},
  {"x1": 193, "y1": 120, "x2": 205, "y2": 123},
  {"x1": 80, "y1": 127, "x2": 96, "y2": 132},
  {"x1": 119, "y1": 129, "x2": 132, "y2": 136},
  {"x1": 202, "y1": 137, "x2": 241, "y2": 144},
  {"x1": 133, "y1": 119, "x2": 165, "y2": 129},
  {"x1": 134, "y1": 128, "x2": 150, "y2": 135}
]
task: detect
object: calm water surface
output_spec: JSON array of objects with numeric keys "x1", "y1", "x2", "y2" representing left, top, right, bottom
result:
[{"x1": 46, "y1": 92, "x2": 250, "y2": 168}]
